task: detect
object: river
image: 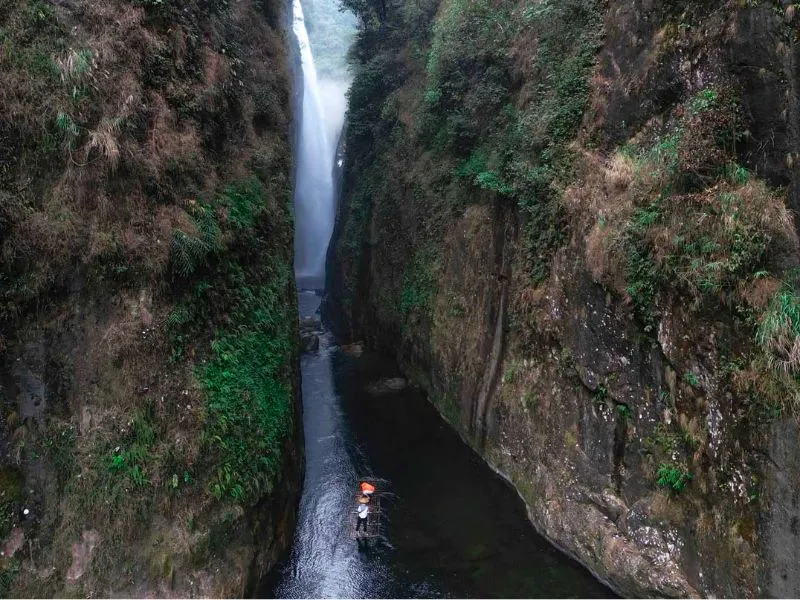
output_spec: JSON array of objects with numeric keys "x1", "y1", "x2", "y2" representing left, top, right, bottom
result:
[{"x1": 264, "y1": 292, "x2": 614, "y2": 598}]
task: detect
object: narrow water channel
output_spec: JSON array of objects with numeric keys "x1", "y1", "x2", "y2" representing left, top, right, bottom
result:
[
  {"x1": 269, "y1": 0, "x2": 616, "y2": 595},
  {"x1": 264, "y1": 293, "x2": 614, "y2": 598}
]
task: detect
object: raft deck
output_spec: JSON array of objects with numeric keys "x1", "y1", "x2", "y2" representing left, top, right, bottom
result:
[{"x1": 350, "y1": 479, "x2": 386, "y2": 539}]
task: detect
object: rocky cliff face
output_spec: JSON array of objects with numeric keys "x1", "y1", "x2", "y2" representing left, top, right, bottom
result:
[
  {"x1": 327, "y1": 0, "x2": 800, "y2": 596},
  {"x1": 0, "y1": 0, "x2": 301, "y2": 595}
]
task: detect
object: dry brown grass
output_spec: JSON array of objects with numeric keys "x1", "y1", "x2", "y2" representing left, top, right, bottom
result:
[
  {"x1": 147, "y1": 94, "x2": 203, "y2": 168},
  {"x1": 564, "y1": 151, "x2": 636, "y2": 293},
  {"x1": 55, "y1": 48, "x2": 96, "y2": 84},
  {"x1": 739, "y1": 276, "x2": 782, "y2": 311},
  {"x1": 86, "y1": 118, "x2": 121, "y2": 170}
]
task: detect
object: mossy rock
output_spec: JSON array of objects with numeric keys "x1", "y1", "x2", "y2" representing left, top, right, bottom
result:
[
  {"x1": 0, "y1": 467, "x2": 24, "y2": 539},
  {"x1": 148, "y1": 551, "x2": 175, "y2": 587}
]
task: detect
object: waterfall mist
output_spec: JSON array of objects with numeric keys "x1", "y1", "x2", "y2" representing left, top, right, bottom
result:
[{"x1": 292, "y1": 0, "x2": 351, "y2": 290}]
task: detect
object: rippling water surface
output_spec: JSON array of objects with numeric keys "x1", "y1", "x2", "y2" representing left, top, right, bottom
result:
[{"x1": 264, "y1": 291, "x2": 614, "y2": 599}]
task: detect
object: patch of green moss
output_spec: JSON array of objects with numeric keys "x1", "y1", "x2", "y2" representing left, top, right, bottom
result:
[
  {"x1": 0, "y1": 467, "x2": 23, "y2": 539},
  {"x1": 401, "y1": 246, "x2": 440, "y2": 320},
  {"x1": 0, "y1": 557, "x2": 21, "y2": 598},
  {"x1": 219, "y1": 177, "x2": 266, "y2": 231},
  {"x1": 199, "y1": 260, "x2": 294, "y2": 502}
]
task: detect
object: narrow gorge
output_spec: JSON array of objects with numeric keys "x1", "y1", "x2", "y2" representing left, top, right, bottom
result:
[{"x1": 2, "y1": 0, "x2": 800, "y2": 598}]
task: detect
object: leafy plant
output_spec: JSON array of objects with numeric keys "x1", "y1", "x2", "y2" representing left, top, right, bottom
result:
[
  {"x1": 683, "y1": 370, "x2": 699, "y2": 388},
  {"x1": 656, "y1": 462, "x2": 692, "y2": 492},
  {"x1": 106, "y1": 410, "x2": 155, "y2": 487},
  {"x1": 616, "y1": 403, "x2": 632, "y2": 419},
  {"x1": 503, "y1": 360, "x2": 523, "y2": 384},
  {"x1": 55, "y1": 111, "x2": 81, "y2": 150},
  {"x1": 401, "y1": 247, "x2": 439, "y2": 319},
  {"x1": 200, "y1": 261, "x2": 294, "y2": 503},
  {"x1": 0, "y1": 558, "x2": 21, "y2": 598},
  {"x1": 757, "y1": 278, "x2": 800, "y2": 375},
  {"x1": 170, "y1": 205, "x2": 222, "y2": 276},
  {"x1": 219, "y1": 177, "x2": 266, "y2": 230}
]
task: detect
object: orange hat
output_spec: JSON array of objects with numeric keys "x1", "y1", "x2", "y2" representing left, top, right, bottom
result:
[{"x1": 360, "y1": 482, "x2": 375, "y2": 494}]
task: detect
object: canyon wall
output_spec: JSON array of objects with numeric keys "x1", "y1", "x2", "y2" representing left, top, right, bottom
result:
[
  {"x1": 0, "y1": 0, "x2": 301, "y2": 595},
  {"x1": 327, "y1": 0, "x2": 800, "y2": 596}
]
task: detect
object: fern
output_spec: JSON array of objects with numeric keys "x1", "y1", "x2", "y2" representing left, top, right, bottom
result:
[{"x1": 170, "y1": 206, "x2": 222, "y2": 276}]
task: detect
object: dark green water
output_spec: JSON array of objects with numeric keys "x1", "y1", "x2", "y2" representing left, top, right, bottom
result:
[{"x1": 265, "y1": 292, "x2": 614, "y2": 598}]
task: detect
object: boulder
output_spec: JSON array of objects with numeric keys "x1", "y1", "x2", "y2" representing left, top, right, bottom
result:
[
  {"x1": 340, "y1": 342, "x2": 364, "y2": 357},
  {"x1": 299, "y1": 317, "x2": 322, "y2": 334},
  {"x1": 300, "y1": 332, "x2": 319, "y2": 353},
  {"x1": 365, "y1": 377, "x2": 407, "y2": 395}
]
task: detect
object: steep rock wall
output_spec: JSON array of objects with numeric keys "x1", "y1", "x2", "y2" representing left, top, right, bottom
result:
[
  {"x1": 327, "y1": 0, "x2": 800, "y2": 596},
  {"x1": 0, "y1": 0, "x2": 301, "y2": 595}
]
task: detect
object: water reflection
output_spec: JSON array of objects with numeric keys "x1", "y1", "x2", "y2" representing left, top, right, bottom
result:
[{"x1": 265, "y1": 292, "x2": 614, "y2": 599}]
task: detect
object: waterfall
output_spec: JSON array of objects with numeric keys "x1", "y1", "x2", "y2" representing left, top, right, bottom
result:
[{"x1": 292, "y1": 0, "x2": 338, "y2": 290}]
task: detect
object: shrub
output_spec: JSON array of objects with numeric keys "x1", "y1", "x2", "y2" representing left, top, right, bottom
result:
[
  {"x1": 401, "y1": 247, "x2": 439, "y2": 319},
  {"x1": 200, "y1": 262, "x2": 294, "y2": 503},
  {"x1": 757, "y1": 278, "x2": 800, "y2": 375},
  {"x1": 656, "y1": 462, "x2": 692, "y2": 492},
  {"x1": 612, "y1": 87, "x2": 795, "y2": 327},
  {"x1": 170, "y1": 205, "x2": 222, "y2": 276},
  {"x1": 219, "y1": 177, "x2": 266, "y2": 230}
]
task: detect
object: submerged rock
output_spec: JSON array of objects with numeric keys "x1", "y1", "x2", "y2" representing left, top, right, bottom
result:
[
  {"x1": 300, "y1": 333, "x2": 320, "y2": 353},
  {"x1": 340, "y1": 342, "x2": 364, "y2": 357},
  {"x1": 300, "y1": 317, "x2": 323, "y2": 334},
  {"x1": 365, "y1": 377, "x2": 407, "y2": 395}
]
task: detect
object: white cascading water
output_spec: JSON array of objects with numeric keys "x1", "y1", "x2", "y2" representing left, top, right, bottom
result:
[{"x1": 292, "y1": 0, "x2": 338, "y2": 290}]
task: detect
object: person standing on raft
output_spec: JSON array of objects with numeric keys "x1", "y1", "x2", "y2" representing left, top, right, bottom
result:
[{"x1": 356, "y1": 494, "x2": 370, "y2": 532}]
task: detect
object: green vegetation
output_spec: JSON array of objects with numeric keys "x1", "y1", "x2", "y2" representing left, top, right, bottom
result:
[
  {"x1": 401, "y1": 247, "x2": 439, "y2": 320},
  {"x1": 420, "y1": 0, "x2": 601, "y2": 284},
  {"x1": 618, "y1": 88, "x2": 792, "y2": 330},
  {"x1": 502, "y1": 359, "x2": 524, "y2": 385},
  {"x1": 683, "y1": 370, "x2": 699, "y2": 388},
  {"x1": 616, "y1": 403, "x2": 632, "y2": 420},
  {"x1": 338, "y1": 0, "x2": 602, "y2": 313},
  {"x1": 107, "y1": 410, "x2": 156, "y2": 488},
  {"x1": 0, "y1": 558, "x2": 21, "y2": 598},
  {"x1": 0, "y1": 467, "x2": 24, "y2": 539},
  {"x1": 657, "y1": 462, "x2": 692, "y2": 492},
  {"x1": 520, "y1": 390, "x2": 537, "y2": 411},
  {"x1": 171, "y1": 205, "x2": 223, "y2": 277},
  {"x1": 164, "y1": 178, "x2": 296, "y2": 503},
  {"x1": 456, "y1": 151, "x2": 512, "y2": 196},
  {"x1": 757, "y1": 276, "x2": 800, "y2": 375},
  {"x1": 0, "y1": 0, "x2": 298, "y2": 593},
  {"x1": 42, "y1": 422, "x2": 78, "y2": 488},
  {"x1": 200, "y1": 260, "x2": 294, "y2": 502},
  {"x1": 219, "y1": 178, "x2": 268, "y2": 230},
  {"x1": 643, "y1": 421, "x2": 699, "y2": 457}
]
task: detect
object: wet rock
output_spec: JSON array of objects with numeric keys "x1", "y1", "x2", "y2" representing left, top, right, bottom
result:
[
  {"x1": 299, "y1": 317, "x2": 322, "y2": 334},
  {"x1": 300, "y1": 333, "x2": 319, "y2": 353},
  {"x1": 340, "y1": 342, "x2": 363, "y2": 357},
  {"x1": 365, "y1": 377, "x2": 407, "y2": 395}
]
